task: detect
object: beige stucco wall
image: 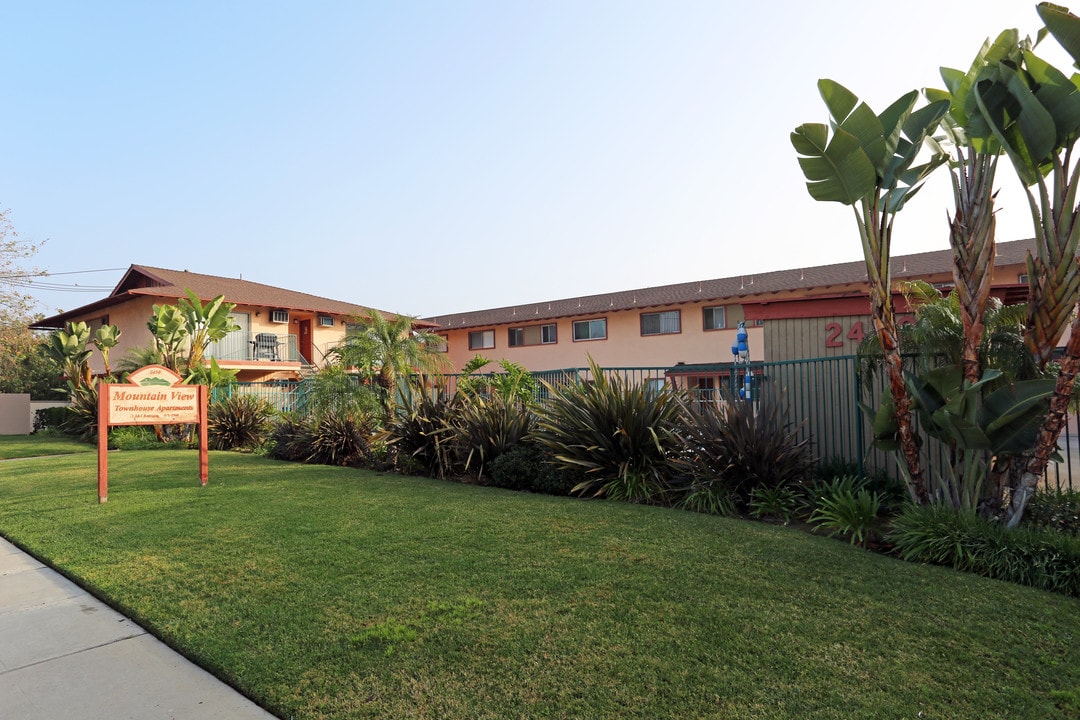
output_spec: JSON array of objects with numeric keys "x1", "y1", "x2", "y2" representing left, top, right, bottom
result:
[
  {"x1": 59, "y1": 300, "x2": 352, "y2": 377},
  {"x1": 438, "y1": 301, "x2": 763, "y2": 373},
  {"x1": 0, "y1": 394, "x2": 32, "y2": 435}
]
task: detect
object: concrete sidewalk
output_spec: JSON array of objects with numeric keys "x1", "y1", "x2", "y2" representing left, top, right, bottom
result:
[{"x1": 0, "y1": 537, "x2": 278, "y2": 719}]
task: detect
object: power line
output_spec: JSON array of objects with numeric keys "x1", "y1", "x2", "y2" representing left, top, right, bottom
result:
[
  {"x1": 0, "y1": 267, "x2": 126, "y2": 279},
  {"x1": 3, "y1": 267, "x2": 125, "y2": 293}
]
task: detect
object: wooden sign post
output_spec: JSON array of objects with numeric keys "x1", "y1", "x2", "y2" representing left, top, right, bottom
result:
[{"x1": 97, "y1": 365, "x2": 208, "y2": 503}]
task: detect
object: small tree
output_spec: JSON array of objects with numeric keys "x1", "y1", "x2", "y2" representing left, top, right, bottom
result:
[
  {"x1": 0, "y1": 320, "x2": 63, "y2": 399},
  {"x1": 792, "y1": 80, "x2": 950, "y2": 503},
  {"x1": 966, "y1": 4, "x2": 1080, "y2": 525},
  {"x1": 148, "y1": 290, "x2": 238, "y2": 375},
  {"x1": 456, "y1": 354, "x2": 538, "y2": 408},
  {"x1": 0, "y1": 208, "x2": 44, "y2": 325},
  {"x1": 331, "y1": 310, "x2": 451, "y2": 422}
]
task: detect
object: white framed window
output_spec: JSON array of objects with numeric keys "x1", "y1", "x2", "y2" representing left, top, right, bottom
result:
[
  {"x1": 468, "y1": 329, "x2": 495, "y2": 350},
  {"x1": 318, "y1": 315, "x2": 335, "y2": 327},
  {"x1": 430, "y1": 335, "x2": 448, "y2": 353},
  {"x1": 703, "y1": 306, "x2": 726, "y2": 331},
  {"x1": 573, "y1": 318, "x2": 607, "y2": 341},
  {"x1": 508, "y1": 323, "x2": 557, "y2": 347},
  {"x1": 641, "y1": 310, "x2": 681, "y2": 336}
]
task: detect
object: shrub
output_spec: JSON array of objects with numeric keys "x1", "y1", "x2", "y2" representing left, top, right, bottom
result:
[
  {"x1": 674, "y1": 391, "x2": 814, "y2": 509},
  {"x1": 808, "y1": 475, "x2": 884, "y2": 547},
  {"x1": 487, "y1": 444, "x2": 580, "y2": 495},
  {"x1": 451, "y1": 393, "x2": 534, "y2": 480},
  {"x1": 267, "y1": 415, "x2": 314, "y2": 462},
  {"x1": 531, "y1": 359, "x2": 683, "y2": 503},
  {"x1": 298, "y1": 365, "x2": 383, "y2": 421},
  {"x1": 1023, "y1": 489, "x2": 1080, "y2": 536},
  {"x1": 108, "y1": 426, "x2": 188, "y2": 450},
  {"x1": 386, "y1": 393, "x2": 459, "y2": 478},
  {"x1": 677, "y1": 477, "x2": 739, "y2": 517},
  {"x1": 889, "y1": 503, "x2": 1080, "y2": 597},
  {"x1": 33, "y1": 406, "x2": 70, "y2": 433},
  {"x1": 59, "y1": 383, "x2": 99, "y2": 440},
  {"x1": 307, "y1": 411, "x2": 377, "y2": 467},
  {"x1": 208, "y1": 395, "x2": 275, "y2": 451},
  {"x1": 749, "y1": 485, "x2": 803, "y2": 524}
]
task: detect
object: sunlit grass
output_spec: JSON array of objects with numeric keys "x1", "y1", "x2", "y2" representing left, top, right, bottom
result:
[
  {"x1": 1, "y1": 443, "x2": 1078, "y2": 719},
  {"x1": 0, "y1": 432, "x2": 94, "y2": 459}
]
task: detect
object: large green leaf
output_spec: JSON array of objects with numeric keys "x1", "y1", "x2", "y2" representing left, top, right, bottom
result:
[
  {"x1": 1025, "y1": 49, "x2": 1080, "y2": 145},
  {"x1": 975, "y1": 61, "x2": 1057, "y2": 185},
  {"x1": 818, "y1": 78, "x2": 859, "y2": 124},
  {"x1": 873, "y1": 90, "x2": 918, "y2": 170},
  {"x1": 929, "y1": 406, "x2": 991, "y2": 449},
  {"x1": 940, "y1": 29, "x2": 1020, "y2": 136},
  {"x1": 791, "y1": 124, "x2": 876, "y2": 204},
  {"x1": 1039, "y1": 2, "x2": 1080, "y2": 67},
  {"x1": 980, "y1": 377, "x2": 1056, "y2": 432}
]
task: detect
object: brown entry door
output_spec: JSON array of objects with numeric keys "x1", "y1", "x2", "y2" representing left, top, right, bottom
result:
[{"x1": 299, "y1": 319, "x2": 312, "y2": 364}]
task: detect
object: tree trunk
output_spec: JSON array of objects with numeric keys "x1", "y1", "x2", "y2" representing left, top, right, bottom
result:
[
  {"x1": 949, "y1": 150, "x2": 996, "y2": 387},
  {"x1": 861, "y1": 199, "x2": 927, "y2": 504},
  {"x1": 873, "y1": 309, "x2": 928, "y2": 503}
]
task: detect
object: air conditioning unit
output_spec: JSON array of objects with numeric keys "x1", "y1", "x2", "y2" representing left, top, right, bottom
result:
[
  {"x1": 270, "y1": 309, "x2": 289, "y2": 324},
  {"x1": 318, "y1": 315, "x2": 335, "y2": 327}
]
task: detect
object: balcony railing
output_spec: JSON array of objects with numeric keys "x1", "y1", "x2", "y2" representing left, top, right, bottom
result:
[{"x1": 207, "y1": 331, "x2": 300, "y2": 363}]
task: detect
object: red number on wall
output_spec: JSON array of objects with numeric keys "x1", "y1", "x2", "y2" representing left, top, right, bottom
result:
[
  {"x1": 846, "y1": 321, "x2": 865, "y2": 344},
  {"x1": 825, "y1": 322, "x2": 843, "y2": 348}
]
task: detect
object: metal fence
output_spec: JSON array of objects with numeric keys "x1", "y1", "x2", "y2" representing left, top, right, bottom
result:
[
  {"x1": 207, "y1": 331, "x2": 301, "y2": 363},
  {"x1": 218, "y1": 355, "x2": 1078, "y2": 492}
]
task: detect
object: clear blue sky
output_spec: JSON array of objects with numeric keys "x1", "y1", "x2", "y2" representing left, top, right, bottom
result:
[{"x1": 0, "y1": 1, "x2": 1068, "y2": 318}]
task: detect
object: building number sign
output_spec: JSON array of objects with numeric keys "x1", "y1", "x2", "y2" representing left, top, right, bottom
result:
[
  {"x1": 824, "y1": 317, "x2": 914, "y2": 349},
  {"x1": 824, "y1": 320, "x2": 865, "y2": 348}
]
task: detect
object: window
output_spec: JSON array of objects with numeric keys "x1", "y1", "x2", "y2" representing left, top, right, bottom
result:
[
  {"x1": 468, "y1": 329, "x2": 495, "y2": 350},
  {"x1": 429, "y1": 335, "x2": 448, "y2": 353},
  {"x1": 270, "y1": 309, "x2": 289, "y2": 324},
  {"x1": 508, "y1": 323, "x2": 557, "y2": 347},
  {"x1": 703, "y1": 306, "x2": 726, "y2": 331},
  {"x1": 318, "y1": 315, "x2": 335, "y2": 327},
  {"x1": 645, "y1": 378, "x2": 668, "y2": 397},
  {"x1": 573, "y1": 318, "x2": 607, "y2": 341},
  {"x1": 641, "y1": 310, "x2": 681, "y2": 336}
]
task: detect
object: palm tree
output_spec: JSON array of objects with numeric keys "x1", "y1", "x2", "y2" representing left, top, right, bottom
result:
[
  {"x1": 331, "y1": 310, "x2": 451, "y2": 421},
  {"x1": 971, "y1": 4, "x2": 1080, "y2": 524},
  {"x1": 931, "y1": 31, "x2": 1020, "y2": 387},
  {"x1": 792, "y1": 80, "x2": 949, "y2": 503}
]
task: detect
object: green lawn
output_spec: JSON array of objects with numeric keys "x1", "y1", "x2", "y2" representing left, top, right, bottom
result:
[
  {"x1": 0, "y1": 433, "x2": 94, "y2": 459},
  {"x1": 1, "y1": 445, "x2": 1078, "y2": 719}
]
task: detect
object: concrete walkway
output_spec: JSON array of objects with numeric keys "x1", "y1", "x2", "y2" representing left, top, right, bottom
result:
[{"x1": 0, "y1": 537, "x2": 278, "y2": 719}]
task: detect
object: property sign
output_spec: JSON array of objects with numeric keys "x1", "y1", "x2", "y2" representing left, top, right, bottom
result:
[
  {"x1": 97, "y1": 365, "x2": 208, "y2": 503},
  {"x1": 106, "y1": 366, "x2": 201, "y2": 424}
]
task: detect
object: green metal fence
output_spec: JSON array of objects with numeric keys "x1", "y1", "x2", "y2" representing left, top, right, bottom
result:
[
  {"x1": 218, "y1": 355, "x2": 1078, "y2": 492},
  {"x1": 212, "y1": 380, "x2": 310, "y2": 415}
]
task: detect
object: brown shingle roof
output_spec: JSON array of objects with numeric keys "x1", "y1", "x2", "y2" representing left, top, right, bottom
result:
[
  {"x1": 31, "y1": 264, "x2": 431, "y2": 329},
  {"x1": 119, "y1": 265, "x2": 382, "y2": 316},
  {"x1": 422, "y1": 239, "x2": 1036, "y2": 330}
]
